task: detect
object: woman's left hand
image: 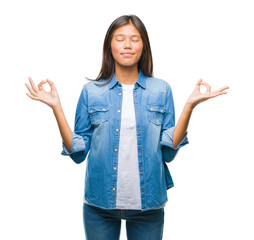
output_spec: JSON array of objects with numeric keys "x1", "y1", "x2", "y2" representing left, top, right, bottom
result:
[{"x1": 186, "y1": 79, "x2": 229, "y2": 109}]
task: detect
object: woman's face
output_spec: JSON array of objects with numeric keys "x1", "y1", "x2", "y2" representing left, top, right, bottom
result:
[{"x1": 111, "y1": 23, "x2": 143, "y2": 69}]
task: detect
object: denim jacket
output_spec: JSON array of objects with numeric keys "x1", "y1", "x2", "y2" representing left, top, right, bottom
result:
[{"x1": 61, "y1": 70, "x2": 188, "y2": 211}]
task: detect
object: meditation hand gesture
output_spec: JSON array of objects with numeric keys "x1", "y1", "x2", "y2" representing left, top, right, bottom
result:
[
  {"x1": 187, "y1": 79, "x2": 229, "y2": 109},
  {"x1": 25, "y1": 77, "x2": 61, "y2": 110}
]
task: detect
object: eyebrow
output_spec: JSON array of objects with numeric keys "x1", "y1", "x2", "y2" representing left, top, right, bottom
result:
[{"x1": 114, "y1": 34, "x2": 141, "y2": 38}]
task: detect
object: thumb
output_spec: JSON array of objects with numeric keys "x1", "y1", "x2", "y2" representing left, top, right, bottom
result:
[{"x1": 46, "y1": 79, "x2": 56, "y2": 91}]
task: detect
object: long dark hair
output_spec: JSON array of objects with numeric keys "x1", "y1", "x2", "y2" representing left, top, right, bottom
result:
[{"x1": 87, "y1": 15, "x2": 153, "y2": 86}]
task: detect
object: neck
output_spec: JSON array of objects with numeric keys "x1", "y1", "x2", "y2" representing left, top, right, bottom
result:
[{"x1": 114, "y1": 64, "x2": 139, "y2": 85}]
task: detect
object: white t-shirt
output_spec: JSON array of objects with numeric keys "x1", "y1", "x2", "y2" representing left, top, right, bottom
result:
[{"x1": 115, "y1": 83, "x2": 141, "y2": 209}]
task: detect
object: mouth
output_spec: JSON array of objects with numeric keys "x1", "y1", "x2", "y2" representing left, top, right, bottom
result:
[{"x1": 121, "y1": 52, "x2": 134, "y2": 56}]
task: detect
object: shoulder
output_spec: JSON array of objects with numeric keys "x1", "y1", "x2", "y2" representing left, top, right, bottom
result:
[
  {"x1": 81, "y1": 79, "x2": 109, "y2": 95},
  {"x1": 145, "y1": 76, "x2": 172, "y2": 93}
]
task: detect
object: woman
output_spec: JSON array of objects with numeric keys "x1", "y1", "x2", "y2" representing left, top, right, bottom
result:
[{"x1": 25, "y1": 15, "x2": 229, "y2": 240}]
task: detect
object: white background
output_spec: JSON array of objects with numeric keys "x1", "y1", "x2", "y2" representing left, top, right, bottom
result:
[{"x1": 1, "y1": 0, "x2": 253, "y2": 239}]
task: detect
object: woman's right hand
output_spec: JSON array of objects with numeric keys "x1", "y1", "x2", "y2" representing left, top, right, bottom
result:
[{"x1": 25, "y1": 77, "x2": 61, "y2": 110}]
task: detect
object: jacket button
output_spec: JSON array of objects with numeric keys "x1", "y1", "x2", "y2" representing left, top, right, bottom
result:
[
  {"x1": 115, "y1": 148, "x2": 117, "y2": 152},
  {"x1": 119, "y1": 93, "x2": 122, "y2": 95},
  {"x1": 113, "y1": 188, "x2": 115, "y2": 191},
  {"x1": 135, "y1": 94, "x2": 137, "y2": 97},
  {"x1": 140, "y1": 169, "x2": 143, "y2": 172},
  {"x1": 116, "y1": 129, "x2": 119, "y2": 131},
  {"x1": 142, "y1": 189, "x2": 145, "y2": 192},
  {"x1": 118, "y1": 110, "x2": 121, "y2": 112},
  {"x1": 114, "y1": 167, "x2": 116, "y2": 170},
  {"x1": 138, "y1": 130, "x2": 141, "y2": 134},
  {"x1": 139, "y1": 149, "x2": 142, "y2": 153},
  {"x1": 137, "y1": 112, "x2": 139, "y2": 114}
]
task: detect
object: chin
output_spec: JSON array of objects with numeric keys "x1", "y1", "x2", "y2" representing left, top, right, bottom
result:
[
  {"x1": 118, "y1": 64, "x2": 139, "y2": 69},
  {"x1": 116, "y1": 60, "x2": 140, "y2": 68}
]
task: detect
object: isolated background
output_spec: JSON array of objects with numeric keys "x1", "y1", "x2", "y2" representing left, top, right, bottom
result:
[{"x1": 1, "y1": 0, "x2": 253, "y2": 239}]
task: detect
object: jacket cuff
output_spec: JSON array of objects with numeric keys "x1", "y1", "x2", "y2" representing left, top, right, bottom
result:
[
  {"x1": 61, "y1": 132, "x2": 86, "y2": 156},
  {"x1": 160, "y1": 126, "x2": 189, "y2": 150}
]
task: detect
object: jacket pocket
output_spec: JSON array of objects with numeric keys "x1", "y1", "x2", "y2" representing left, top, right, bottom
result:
[
  {"x1": 88, "y1": 105, "x2": 109, "y2": 125},
  {"x1": 146, "y1": 104, "x2": 166, "y2": 125}
]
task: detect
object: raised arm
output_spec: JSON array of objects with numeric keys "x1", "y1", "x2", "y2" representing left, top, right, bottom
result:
[
  {"x1": 172, "y1": 79, "x2": 229, "y2": 148},
  {"x1": 25, "y1": 77, "x2": 72, "y2": 152}
]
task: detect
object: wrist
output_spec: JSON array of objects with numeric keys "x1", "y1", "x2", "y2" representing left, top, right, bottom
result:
[
  {"x1": 52, "y1": 103, "x2": 63, "y2": 114},
  {"x1": 184, "y1": 102, "x2": 195, "y2": 112}
]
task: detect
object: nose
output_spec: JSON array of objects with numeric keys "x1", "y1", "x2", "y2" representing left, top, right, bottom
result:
[{"x1": 123, "y1": 38, "x2": 132, "y2": 49}]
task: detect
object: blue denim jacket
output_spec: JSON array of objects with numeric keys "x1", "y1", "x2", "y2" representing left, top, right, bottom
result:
[{"x1": 61, "y1": 70, "x2": 188, "y2": 211}]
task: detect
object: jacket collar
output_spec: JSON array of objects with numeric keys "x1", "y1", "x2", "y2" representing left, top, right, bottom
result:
[{"x1": 109, "y1": 69, "x2": 146, "y2": 89}]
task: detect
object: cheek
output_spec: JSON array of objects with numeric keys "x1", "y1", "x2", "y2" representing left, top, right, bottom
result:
[
  {"x1": 136, "y1": 44, "x2": 143, "y2": 57},
  {"x1": 111, "y1": 44, "x2": 121, "y2": 57}
]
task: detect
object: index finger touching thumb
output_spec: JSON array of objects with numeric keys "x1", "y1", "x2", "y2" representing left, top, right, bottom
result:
[{"x1": 195, "y1": 78, "x2": 203, "y2": 90}]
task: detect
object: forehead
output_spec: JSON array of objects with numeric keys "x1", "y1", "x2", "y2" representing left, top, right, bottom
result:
[{"x1": 113, "y1": 24, "x2": 141, "y2": 37}]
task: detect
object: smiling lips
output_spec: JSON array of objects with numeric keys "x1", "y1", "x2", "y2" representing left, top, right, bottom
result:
[{"x1": 121, "y1": 52, "x2": 134, "y2": 56}]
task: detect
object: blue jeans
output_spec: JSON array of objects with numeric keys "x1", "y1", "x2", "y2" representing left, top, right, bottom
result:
[{"x1": 83, "y1": 203, "x2": 164, "y2": 240}]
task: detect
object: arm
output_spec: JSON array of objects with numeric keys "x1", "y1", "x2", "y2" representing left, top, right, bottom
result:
[
  {"x1": 52, "y1": 105, "x2": 72, "y2": 153},
  {"x1": 25, "y1": 77, "x2": 72, "y2": 152},
  {"x1": 172, "y1": 104, "x2": 192, "y2": 148},
  {"x1": 172, "y1": 79, "x2": 229, "y2": 148}
]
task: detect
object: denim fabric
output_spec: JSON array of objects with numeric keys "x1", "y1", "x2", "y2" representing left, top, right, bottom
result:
[
  {"x1": 83, "y1": 203, "x2": 164, "y2": 240},
  {"x1": 61, "y1": 70, "x2": 189, "y2": 211}
]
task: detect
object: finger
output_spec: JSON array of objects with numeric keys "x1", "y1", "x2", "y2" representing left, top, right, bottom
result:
[
  {"x1": 28, "y1": 77, "x2": 39, "y2": 93},
  {"x1": 38, "y1": 80, "x2": 47, "y2": 91},
  {"x1": 209, "y1": 86, "x2": 229, "y2": 96},
  {"x1": 209, "y1": 89, "x2": 228, "y2": 98},
  {"x1": 211, "y1": 91, "x2": 228, "y2": 98},
  {"x1": 201, "y1": 82, "x2": 211, "y2": 92},
  {"x1": 46, "y1": 78, "x2": 56, "y2": 91},
  {"x1": 26, "y1": 92, "x2": 39, "y2": 100},
  {"x1": 195, "y1": 78, "x2": 203, "y2": 91},
  {"x1": 217, "y1": 86, "x2": 230, "y2": 93},
  {"x1": 25, "y1": 83, "x2": 38, "y2": 97}
]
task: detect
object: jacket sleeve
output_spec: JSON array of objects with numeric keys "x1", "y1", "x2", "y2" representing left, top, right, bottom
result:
[
  {"x1": 160, "y1": 83, "x2": 189, "y2": 163},
  {"x1": 61, "y1": 85, "x2": 92, "y2": 164}
]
